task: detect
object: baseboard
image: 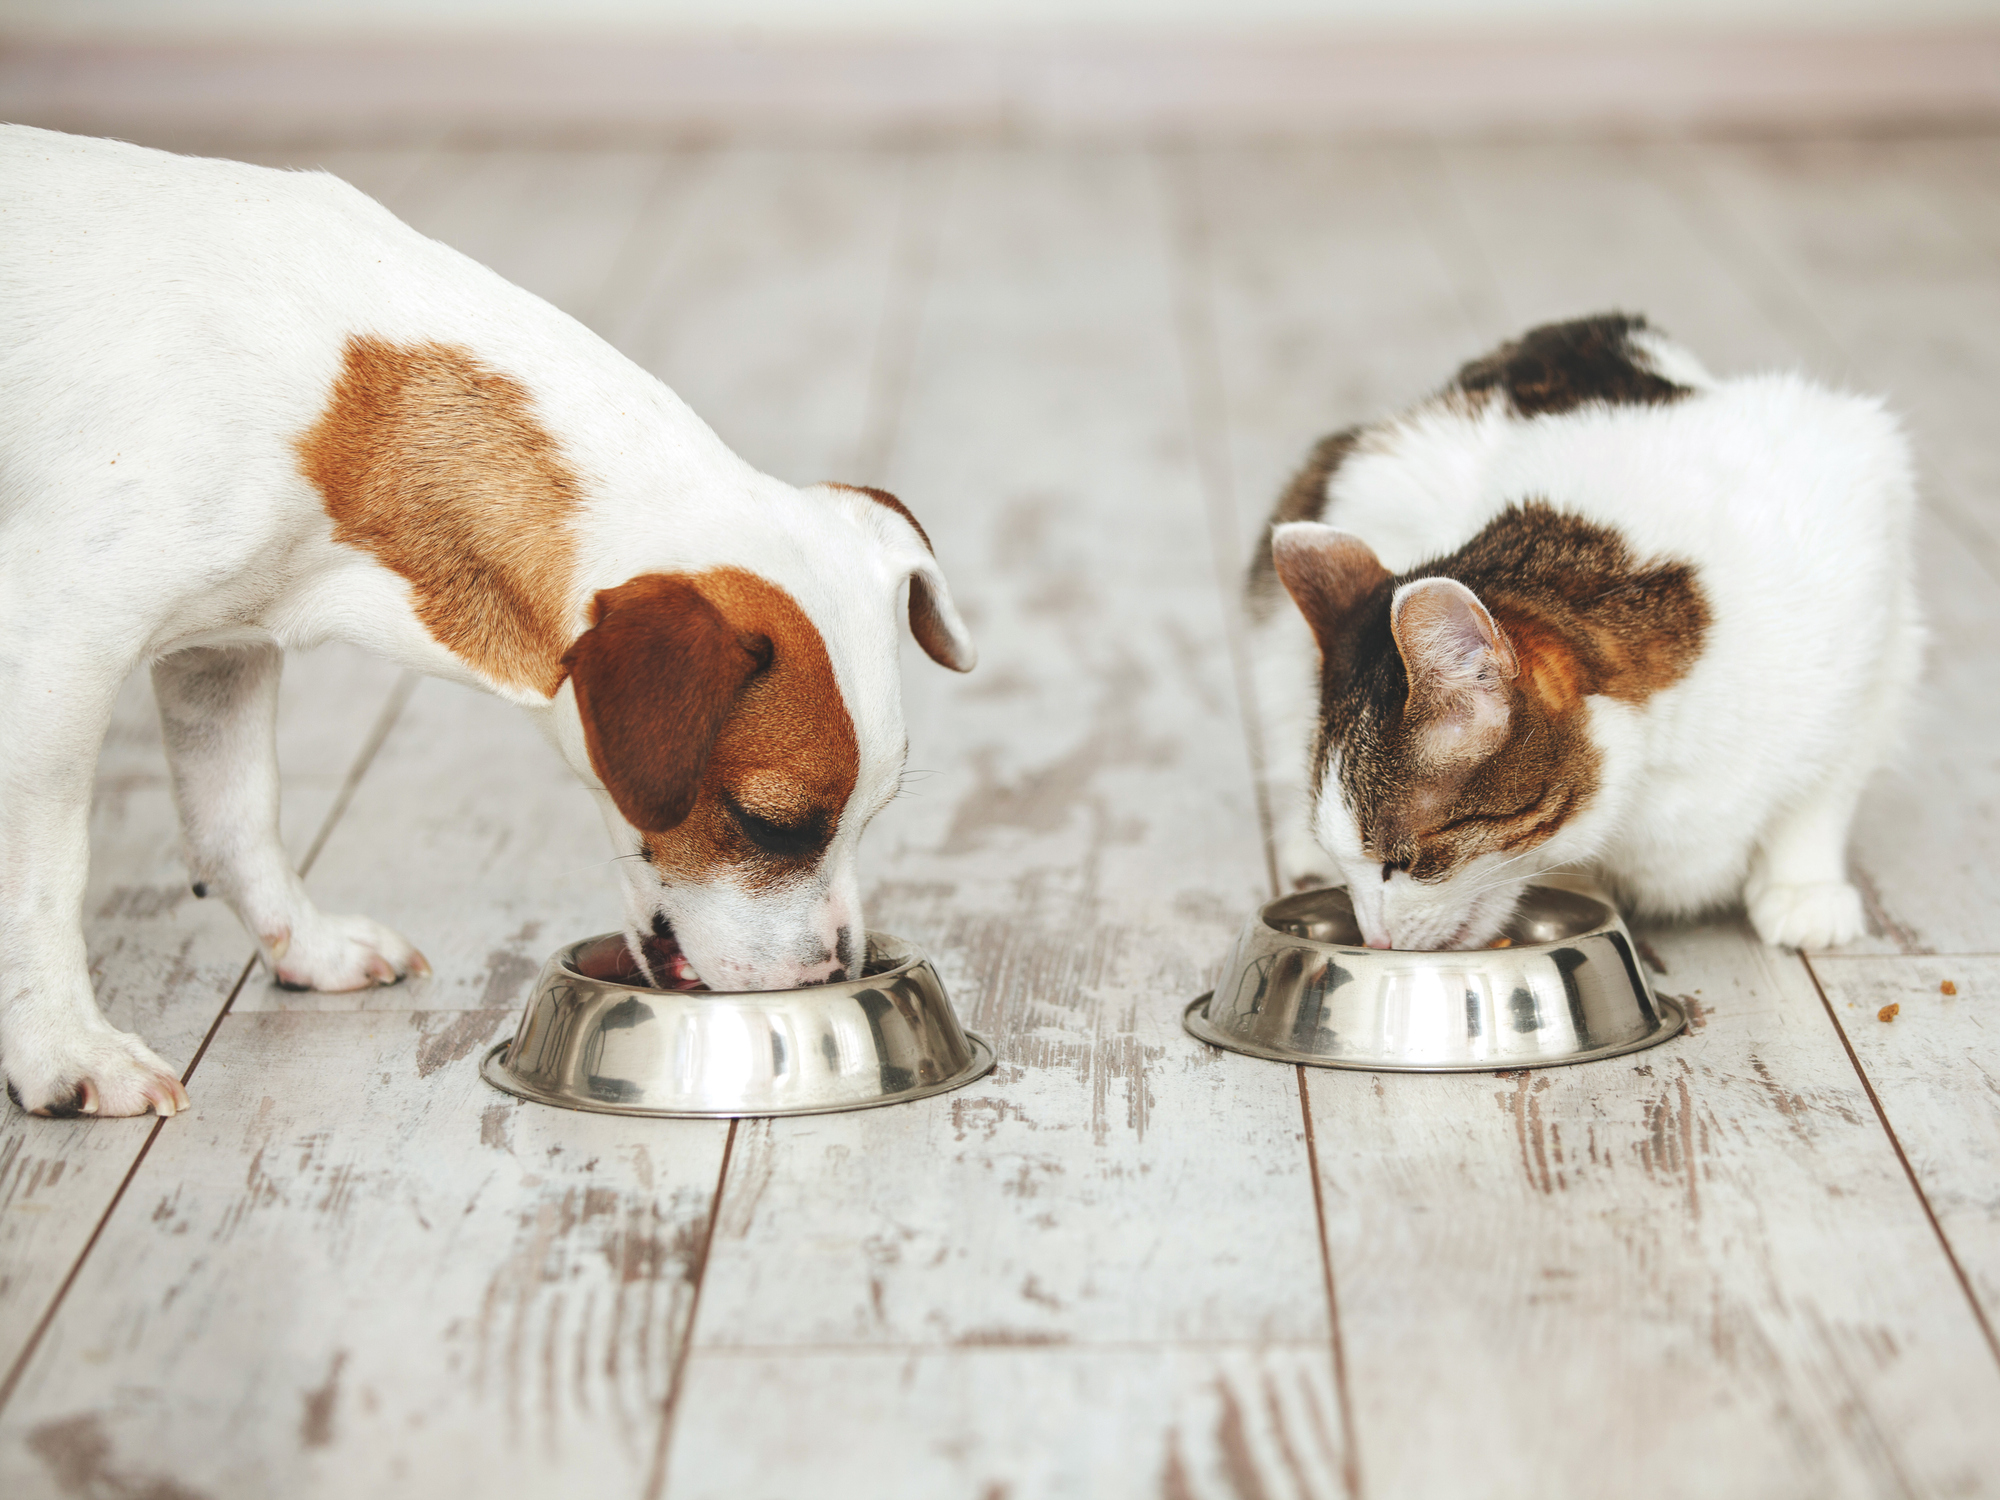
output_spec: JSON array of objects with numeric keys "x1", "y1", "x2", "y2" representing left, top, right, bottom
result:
[{"x1": 4, "y1": 29, "x2": 1997, "y2": 142}]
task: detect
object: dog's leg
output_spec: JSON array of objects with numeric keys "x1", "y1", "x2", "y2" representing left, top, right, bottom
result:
[
  {"x1": 0, "y1": 654, "x2": 190, "y2": 1117},
  {"x1": 153, "y1": 644, "x2": 429, "y2": 993}
]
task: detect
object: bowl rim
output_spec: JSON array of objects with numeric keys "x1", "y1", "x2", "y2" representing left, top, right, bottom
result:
[
  {"x1": 553, "y1": 929, "x2": 926, "y2": 1000},
  {"x1": 482, "y1": 928, "x2": 997, "y2": 1117},
  {"x1": 1255, "y1": 881, "x2": 1618, "y2": 957}
]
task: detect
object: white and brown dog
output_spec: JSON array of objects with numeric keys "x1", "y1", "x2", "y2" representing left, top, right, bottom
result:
[{"x1": 0, "y1": 126, "x2": 975, "y2": 1118}]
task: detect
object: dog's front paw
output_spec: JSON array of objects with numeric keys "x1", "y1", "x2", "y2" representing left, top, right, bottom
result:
[
  {"x1": 5, "y1": 1028, "x2": 190, "y2": 1118},
  {"x1": 267, "y1": 913, "x2": 430, "y2": 992},
  {"x1": 1748, "y1": 880, "x2": 1866, "y2": 951},
  {"x1": 1276, "y1": 830, "x2": 1339, "y2": 893}
]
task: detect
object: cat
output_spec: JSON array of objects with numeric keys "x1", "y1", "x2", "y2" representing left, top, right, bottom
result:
[{"x1": 1247, "y1": 314, "x2": 1920, "y2": 952}]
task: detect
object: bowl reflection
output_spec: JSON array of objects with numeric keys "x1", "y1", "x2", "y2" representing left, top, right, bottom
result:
[
  {"x1": 1187, "y1": 883, "x2": 1683, "y2": 1072},
  {"x1": 482, "y1": 932, "x2": 994, "y2": 1117}
]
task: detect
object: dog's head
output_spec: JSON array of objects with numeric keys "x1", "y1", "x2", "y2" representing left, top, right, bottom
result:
[{"x1": 554, "y1": 483, "x2": 973, "y2": 990}]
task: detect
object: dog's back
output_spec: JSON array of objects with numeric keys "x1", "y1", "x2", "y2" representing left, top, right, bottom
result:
[{"x1": 0, "y1": 125, "x2": 734, "y2": 665}]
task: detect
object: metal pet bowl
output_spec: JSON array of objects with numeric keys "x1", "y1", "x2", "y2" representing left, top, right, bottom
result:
[
  {"x1": 1185, "y1": 881, "x2": 1683, "y2": 1072},
  {"x1": 482, "y1": 932, "x2": 994, "y2": 1118}
]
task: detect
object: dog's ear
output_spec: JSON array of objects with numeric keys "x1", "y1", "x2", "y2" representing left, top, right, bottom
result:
[
  {"x1": 562, "y1": 574, "x2": 767, "y2": 833},
  {"x1": 906, "y1": 560, "x2": 977, "y2": 673},
  {"x1": 822, "y1": 482, "x2": 977, "y2": 673}
]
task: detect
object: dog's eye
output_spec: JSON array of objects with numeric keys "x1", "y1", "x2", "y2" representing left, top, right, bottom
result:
[{"x1": 724, "y1": 796, "x2": 829, "y2": 859}]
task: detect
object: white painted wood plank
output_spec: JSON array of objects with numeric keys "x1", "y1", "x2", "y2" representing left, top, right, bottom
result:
[
  {"x1": 611, "y1": 144, "x2": 915, "y2": 487},
  {"x1": 682, "y1": 141, "x2": 1322, "y2": 1350},
  {"x1": 1423, "y1": 138, "x2": 1830, "y2": 371},
  {"x1": 0, "y1": 1010, "x2": 729, "y2": 1498},
  {"x1": 1171, "y1": 144, "x2": 1485, "y2": 572},
  {"x1": 1309, "y1": 923, "x2": 2000, "y2": 1500},
  {"x1": 2, "y1": 646, "x2": 404, "y2": 1376},
  {"x1": 1810, "y1": 953, "x2": 2000, "y2": 1336},
  {"x1": 372, "y1": 147, "x2": 688, "y2": 336},
  {"x1": 669, "y1": 1344, "x2": 1349, "y2": 1500},
  {"x1": 1840, "y1": 507, "x2": 2000, "y2": 957}
]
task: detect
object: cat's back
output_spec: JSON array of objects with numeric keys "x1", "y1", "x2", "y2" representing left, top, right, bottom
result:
[
  {"x1": 1324, "y1": 319, "x2": 1912, "y2": 587},
  {"x1": 1492, "y1": 369, "x2": 1912, "y2": 574}
]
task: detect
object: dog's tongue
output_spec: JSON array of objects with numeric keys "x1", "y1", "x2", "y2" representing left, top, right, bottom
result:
[
  {"x1": 637, "y1": 933, "x2": 706, "y2": 991},
  {"x1": 571, "y1": 932, "x2": 706, "y2": 991}
]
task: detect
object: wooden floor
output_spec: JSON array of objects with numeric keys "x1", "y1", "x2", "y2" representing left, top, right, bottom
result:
[{"x1": 4, "y1": 128, "x2": 2000, "y2": 1499}]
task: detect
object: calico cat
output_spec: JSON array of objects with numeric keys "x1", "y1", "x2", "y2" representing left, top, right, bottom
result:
[{"x1": 1249, "y1": 314, "x2": 1919, "y2": 951}]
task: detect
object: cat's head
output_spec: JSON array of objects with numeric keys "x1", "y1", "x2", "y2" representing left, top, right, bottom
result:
[{"x1": 1272, "y1": 521, "x2": 1601, "y2": 950}]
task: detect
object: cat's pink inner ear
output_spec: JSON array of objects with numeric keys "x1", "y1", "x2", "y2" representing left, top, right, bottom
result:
[
  {"x1": 1272, "y1": 524, "x2": 1391, "y2": 658},
  {"x1": 1391, "y1": 578, "x2": 1518, "y2": 763}
]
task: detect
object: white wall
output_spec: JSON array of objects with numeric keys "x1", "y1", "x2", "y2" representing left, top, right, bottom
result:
[{"x1": 6, "y1": 0, "x2": 1998, "y2": 41}]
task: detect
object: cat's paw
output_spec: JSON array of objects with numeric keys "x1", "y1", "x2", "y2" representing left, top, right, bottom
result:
[
  {"x1": 1276, "y1": 830, "x2": 1339, "y2": 892},
  {"x1": 5, "y1": 1028, "x2": 190, "y2": 1118},
  {"x1": 1748, "y1": 880, "x2": 1866, "y2": 951},
  {"x1": 267, "y1": 913, "x2": 430, "y2": 992}
]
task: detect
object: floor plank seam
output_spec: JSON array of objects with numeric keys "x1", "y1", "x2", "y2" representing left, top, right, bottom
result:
[
  {"x1": 583, "y1": 148, "x2": 705, "y2": 341},
  {"x1": 0, "y1": 665, "x2": 422, "y2": 1417},
  {"x1": 645, "y1": 1116, "x2": 739, "y2": 1500},
  {"x1": 1158, "y1": 144, "x2": 1282, "y2": 896},
  {"x1": 685, "y1": 1338, "x2": 1351, "y2": 1356},
  {"x1": 0, "y1": 1116, "x2": 167, "y2": 1414},
  {"x1": 1297, "y1": 1067, "x2": 1366, "y2": 1500},
  {"x1": 1391, "y1": 139, "x2": 1508, "y2": 343},
  {"x1": 1635, "y1": 139, "x2": 1854, "y2": 381},
  {"x1": 296, "y1": 669, "x2": 419, "y2": 877},
  {"x1": 1802, "y1": 952, "x2": 2000, "y2": 1372},
  {"x1": 848, "y1": 143, "x2": 947, "y2": 484}
]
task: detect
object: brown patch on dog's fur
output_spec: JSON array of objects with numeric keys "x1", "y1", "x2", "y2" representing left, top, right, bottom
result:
[
  {"x1": 1320, "y1": 502, "x2": 1708, "y2": 880},
  {"x1": 1248, "y1": 427, "x2": 1361, "y2": 618},
  {"x1": 1454, "y1": 313, "x2": 1690, "y2": 417},
  {"x1": 571, "y1": 568, "x2": 860, "y2": 891},
  {"x1": 298, "y1": 336, "x2": 580, "y2": 696}
]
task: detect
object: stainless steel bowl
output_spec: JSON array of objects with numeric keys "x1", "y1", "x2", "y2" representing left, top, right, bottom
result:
[
  {"x1": 481, "y1": 932, "x2": 994, "y2": 1117},
  {"x1": 1185, "y1": 881, "x2": 1683, "y2": 1071}
]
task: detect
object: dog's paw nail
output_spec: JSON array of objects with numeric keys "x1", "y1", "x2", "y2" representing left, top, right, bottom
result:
[
  {"x1": 265, "y1": 930, "x2": 292, "y2": 962},
  {"x1": 79, "y1": 1080, "x2": 99, "y2": 1115},
  {"x1": 409, "y1": 950, "x2": 433, "y2": 978}
]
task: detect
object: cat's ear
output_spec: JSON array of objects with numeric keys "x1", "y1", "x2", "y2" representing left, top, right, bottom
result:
[
  {"x1": 1390, "y1": 578, "x2": 1519, "y2": 764},
  {"x1": 1272, "y1": 523, "x2": 1392, "y2": 668}
]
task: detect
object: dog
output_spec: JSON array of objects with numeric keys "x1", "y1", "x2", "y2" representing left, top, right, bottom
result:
[{"x1": 0, "y1": 126, "x2": 975, "y2": 1118}]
